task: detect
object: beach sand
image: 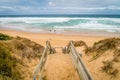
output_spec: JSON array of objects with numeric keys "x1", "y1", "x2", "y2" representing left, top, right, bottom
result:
[
  {"x1": 0, "y1": 29, "x2": 108, "y2": 46},
  {"x1": 0, "y1": 29, "x2": 118, "y2": 80}
]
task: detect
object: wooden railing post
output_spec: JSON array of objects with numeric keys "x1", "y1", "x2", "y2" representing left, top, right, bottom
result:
[
  {"x1": 67, "y1": 41, "x2": 93, "y2": 80},
  {"x1": 33, "y1": 41, "x2": 52, "y2": 80}
]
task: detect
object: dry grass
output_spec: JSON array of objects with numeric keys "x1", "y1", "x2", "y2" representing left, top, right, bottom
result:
[
  {"x1": 84, "y1": 37, "x2": 120, "y2": 61},
  {"x1": 73, "y1": 40, "x2": 88, "y2": 48},
  {"x1": 102, "y1": 60, "x2": 118, "y2": 77},
  {"x1": 0, "y1": 33, "x2": 44, "y2": 80},
  {"x1": 113, "y1": 49, "x2": 120, "y2": 62},
  {"x1": 0, "y1": 36, "x2": 44, "y2": 59},
  {"x1": 0, "y1": 42, "x2": 21, "y2": 80},
  {"x1": 75, "y1": 37, "x2": 120, "y2": 79}
]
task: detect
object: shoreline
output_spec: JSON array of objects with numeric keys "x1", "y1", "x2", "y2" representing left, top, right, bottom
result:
[
  {"x1": 0, "y1": 29, "x2": 113, "y2": 47},
  {"x1": 0, "y1": 28, "x2": 120, "y2": 37}
]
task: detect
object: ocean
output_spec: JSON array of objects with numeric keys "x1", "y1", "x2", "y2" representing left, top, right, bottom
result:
[{"x1": 0, "y1": 15, "x2": 120, "y2": 36}]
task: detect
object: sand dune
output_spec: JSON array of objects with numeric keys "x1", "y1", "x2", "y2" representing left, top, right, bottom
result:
[{"x1": 0, "y1": 29, "x2": 120, "y2": 80}]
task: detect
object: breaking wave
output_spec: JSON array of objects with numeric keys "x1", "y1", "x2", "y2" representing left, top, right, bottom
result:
[{"x1": 0, "y1": 17, "x2": 120, "y2": 33}]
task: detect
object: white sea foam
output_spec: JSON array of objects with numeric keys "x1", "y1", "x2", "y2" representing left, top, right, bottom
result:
[
  {"x1": 0, "y1": 17, "x2": 73, "y2": 24},
  {"x1": 0, "y1": 24, "x2": 44, "y2": 33},
  {"x1": 0, "y1": 17, "x2": 120, "y2": 24},
  {"x1": 54, "y1": 22, "x2": 120, "y2": 33},
  {"x1": 0, "y1": 17, "x2": 120, "y2": 33}
]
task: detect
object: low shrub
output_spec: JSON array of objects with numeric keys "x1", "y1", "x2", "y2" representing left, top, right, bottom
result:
[
  {"x1": 0, "y1": 45, "x2": 22, "y2": 80},
  {"x1": 0, "y1": 33, "x2": 11, "y2": 40},
  {"x1": 102, "y1": 60, "x2": 119, "y2": 77}
]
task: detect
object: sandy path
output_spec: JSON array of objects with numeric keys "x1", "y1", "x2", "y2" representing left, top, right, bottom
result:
[{"x1": 44, "y1": 49, "x2": 80, "y2": 80}]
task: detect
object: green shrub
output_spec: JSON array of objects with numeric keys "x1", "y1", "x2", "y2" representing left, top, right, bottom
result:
[
  {"x1": 0, "y1": 33, "x2": 11, "y2": 40},
  {"x1": 0, "y1": 45, "x2": 21, "y2": 80}
]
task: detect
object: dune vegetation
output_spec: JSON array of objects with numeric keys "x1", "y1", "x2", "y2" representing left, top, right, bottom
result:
[
  {"x1": 0, "y1": 42, "x2": 21, "y2": 80},
  {"x1": 74, "y1": 37, "x2": 120, "y2": 79},
  {"x1": 0, "y1": 33, "x2": 44, "y2": 80},
  {"x1": 87, "y1": 38, "x2": 120, "y2": 77},
  {"x1": 0, "y1": 33, "x2": 12, "y2": 40}
]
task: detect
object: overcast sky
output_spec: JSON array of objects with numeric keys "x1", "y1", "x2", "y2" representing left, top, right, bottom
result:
[{"x1": 0, "y1": 0, "x2": 120, "y2": 15}]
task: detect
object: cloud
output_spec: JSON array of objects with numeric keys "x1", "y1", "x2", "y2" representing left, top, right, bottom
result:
[
  {"x1": 0, "y1": 0, "x2": 17, "y2": 2},
  {"x1": 0, "y1": 6, "x2": 16, "y2": 11},
  {"x1": 106, "y1": 6, "x2": 120, "y2": 10},
  {"x1": 48, "y1": 1, "x2": 55, "y2": 7},
  {"x1": 0, "y1": 0, "x2": 120, "y2": 14},
  {"x1": 62, "y1": 6, "x2": 120, "y2": 10},
  {"x1": 48, "y1": 0, "x2": 120, "y2": 7},
  {"x1": 0, "y1": 6, "x2": 32, "y2": 12}
]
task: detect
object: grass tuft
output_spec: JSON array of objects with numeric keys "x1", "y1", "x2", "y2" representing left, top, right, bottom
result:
[
  {"x1": 0, "y1": 33, "x2": 12, "y2": 40},
  {"x1": 0, "y1": 44, "x2": 22, "y2": 80}
]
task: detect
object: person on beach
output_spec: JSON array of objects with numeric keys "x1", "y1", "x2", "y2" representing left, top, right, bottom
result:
[
  {"x1": 54, "y1": 30, "x2": 56, "y2": 33},
  {"x1": 49, "y1": 29, "x2": 52, "y2": 32}
]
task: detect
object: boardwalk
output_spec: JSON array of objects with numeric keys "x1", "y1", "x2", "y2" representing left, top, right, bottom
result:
[
  {"x1": 44, "y1": 51, "x2": 80, "y2": 80},
  {"x1": 33, "y1": 41, "x2": 93, "y2": 80}
]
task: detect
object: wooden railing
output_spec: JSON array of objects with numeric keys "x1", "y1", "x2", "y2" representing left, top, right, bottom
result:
[
  {"x1": 67, "y1": 41, "x2": 93, "y2": 80},
  {"x1": 33, "y1": 41, "x2": 52, "y2": 80},
  {"x1": 33, "y1": 40, "x2": 93, "y2": 80}
]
